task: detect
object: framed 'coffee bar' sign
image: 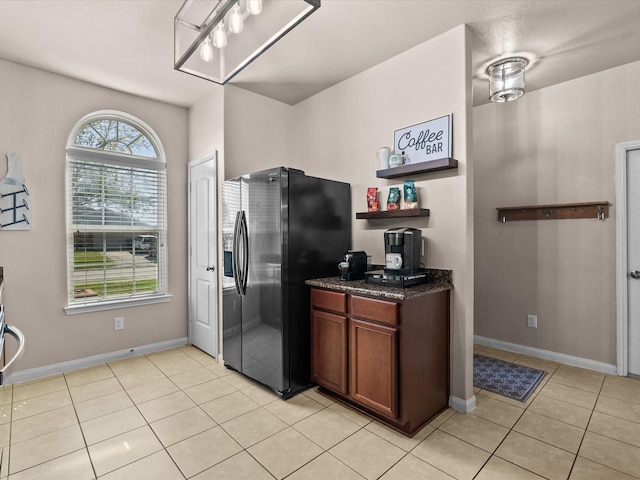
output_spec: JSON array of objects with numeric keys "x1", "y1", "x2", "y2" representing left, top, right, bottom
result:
[
  {"x1": 377, "y1": 113, "x2": 457, "y2": 179},
  {"x1": 395, "y1": 114, "x2": 452, "y2": 164}
]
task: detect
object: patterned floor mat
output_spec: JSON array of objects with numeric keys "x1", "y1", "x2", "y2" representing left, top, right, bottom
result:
[{"x1": 473, "y1": 354, "x2": 545, "y2": 402}]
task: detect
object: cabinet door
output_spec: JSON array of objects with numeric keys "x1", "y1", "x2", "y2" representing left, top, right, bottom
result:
[
  {"x1": 349, "y1": 319, "x2": 398, "y2": 418},
  {"x1": 311, "y1": 309, "x2": 348, "y2": 395}
]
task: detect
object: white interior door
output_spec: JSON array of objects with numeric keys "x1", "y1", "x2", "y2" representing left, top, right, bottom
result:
[
  {"x1": 188, "y1": 153, "x2": 218, "y2": 357},
  {"x1": 627, "y1": 148, "x2": 640, "y2": 376}
]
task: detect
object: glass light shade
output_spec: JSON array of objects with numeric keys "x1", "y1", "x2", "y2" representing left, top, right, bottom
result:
[
  {"x1": 247, "y1": 0, "x2": 263, "y2": 15},
  {"x1": 199, "y1": 36, "x2": 214, "y2": 61},
  {"x1": 487, "y1": 57, "x2": 528, "y2": 103},
  {"x1": 229, "y1": 3, "x2": 244, "y2": 33},
  {"x1": 212, "y1": 22, "x2": 227, "y2": 48},
  {"x1": 175, "y1": 0, "x2": 320, "y2": 85}
]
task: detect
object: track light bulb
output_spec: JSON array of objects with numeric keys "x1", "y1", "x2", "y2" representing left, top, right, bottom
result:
[
  {"x1": 247, "y1": 0, "x2": 262, "y2": 15},
  {"x1": 229, "y1": 3, "x2": 244, "y2": 34},
  {"x1": 212, "y1": 22, "x2": 227, "y2": 48},
  {"x1": 199, "y1": 36, "x2": 214, "y2": 62}
]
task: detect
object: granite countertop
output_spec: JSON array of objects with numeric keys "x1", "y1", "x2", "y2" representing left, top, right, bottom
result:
[{"x1": 306, "y1": 268, "x2": 452, "y2": 301}]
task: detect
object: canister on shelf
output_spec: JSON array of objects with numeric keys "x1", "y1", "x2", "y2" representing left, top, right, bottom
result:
[
  {"x1": 387, "y1": 187, "x2": 400, "y2": 210},
  {"x1": 367, "y1": 187, "x2": 379, "y2": 212},
  {"x1": 403, "y1": 180, "x2": 418, "y2": 209}
]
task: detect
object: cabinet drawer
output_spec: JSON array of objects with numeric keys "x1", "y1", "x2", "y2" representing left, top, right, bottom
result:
[
  {"x1": 311, "y1": 288, "x2": 346, "y2": 313},
  {"x1": 350, "y1": 296, "x2": 398, "y2": 326}
]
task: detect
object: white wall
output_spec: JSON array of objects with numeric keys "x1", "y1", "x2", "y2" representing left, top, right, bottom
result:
[
  {"x1": 189, "y1": 86, "x2": 224, "y2": 164},
  {"x1": 0, "y1": 60, "x2": 189, "y2": 372},
  {"x1": 474, "y1": 59, "x2": 640, "y2": 366},
  {"x1": 223, "y1": 85, "x2": 293, "y2": 180}
]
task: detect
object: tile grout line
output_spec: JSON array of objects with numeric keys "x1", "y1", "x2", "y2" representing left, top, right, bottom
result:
[
  {"x1": 86, "y1": 353, "x2": 191, "y2": 479},
  {"x1": 564, "y1": 374, "x2": 606, "y2": 480},
  {"x1": 4, "y1": 384, "x2": 13, "y2": 479},
  {"x1": 140, "y1": 350, "x2": 215, "y2": 480},
  {"x1": 63, "y1": 370, "x2": 99, "y2": 480}
]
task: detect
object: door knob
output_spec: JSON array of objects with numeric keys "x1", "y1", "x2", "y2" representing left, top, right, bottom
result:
[
  {"x1": 206, "y1": 266, "x2": 215, "y2": 272},
  {"x1": 631, "y1": 270, "x2": 640, "y2": 279}
]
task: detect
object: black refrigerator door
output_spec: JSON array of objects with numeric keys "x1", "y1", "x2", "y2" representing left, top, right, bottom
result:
[{"x1": 287, "y1": 172, "x2": 351, "y2": 394}]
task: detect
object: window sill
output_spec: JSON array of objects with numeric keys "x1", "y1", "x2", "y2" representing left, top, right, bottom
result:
[{"x1": 64, "y1": 294, "x2": 173, "y2": 315}]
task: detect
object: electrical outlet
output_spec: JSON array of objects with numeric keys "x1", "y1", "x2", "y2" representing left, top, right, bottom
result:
[
  {"x1": 114, "y1": 317, "x2": 124, "y2": 330},
  {"x1": 527, "y1": 314, "x2": 537, "y2": 328}
]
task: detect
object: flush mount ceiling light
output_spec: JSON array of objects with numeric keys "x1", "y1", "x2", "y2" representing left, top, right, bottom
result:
[
  {"x1": 486, "y1": 57, "x2": 528, "y2": 103},
  {"x1": 175, "y1": 0, "x2": 320, "y2": 85}
]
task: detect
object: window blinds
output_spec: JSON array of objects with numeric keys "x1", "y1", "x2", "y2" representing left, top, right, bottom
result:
[{"x1": 66, "y1": 155, "x2": 167, "y2": 305}]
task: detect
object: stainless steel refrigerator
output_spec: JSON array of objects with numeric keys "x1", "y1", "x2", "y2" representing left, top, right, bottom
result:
[{"x1": 222, "y1": 167, "x2": 351, "y2": 398}]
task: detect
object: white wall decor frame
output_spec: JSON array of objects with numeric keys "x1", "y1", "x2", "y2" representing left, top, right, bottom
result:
[{"x1": 0, "y1": 152, "x2": 30, "y2": 230}]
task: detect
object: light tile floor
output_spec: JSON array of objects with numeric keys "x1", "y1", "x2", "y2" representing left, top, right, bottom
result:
[{"x1": 0, "y1": 344, "x2": 639, "y2": 479}]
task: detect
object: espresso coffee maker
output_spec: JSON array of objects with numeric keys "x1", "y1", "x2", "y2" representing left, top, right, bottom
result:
[
  {"x1": 339, "y1": 250, "x2": 367, "y2": 281},
  {"x1": 384, "y1": 227, "x2": 422, "y2": 274}
]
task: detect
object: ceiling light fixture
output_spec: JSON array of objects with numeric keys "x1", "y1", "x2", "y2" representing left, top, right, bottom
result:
[
  {"x1": 487, "y1": 57, "x2": 528, "y2": 103},
  {"x1": 175, "y1": 0, "x2": 320, "y2": 85}
]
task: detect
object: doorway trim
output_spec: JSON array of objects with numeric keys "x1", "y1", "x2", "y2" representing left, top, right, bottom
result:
[{"x1": 615, "y1": 140, "x2": 640, "y2": 376}]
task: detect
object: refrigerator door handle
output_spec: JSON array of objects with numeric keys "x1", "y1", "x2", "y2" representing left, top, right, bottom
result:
[
  {"x1": 239, "y1": 210, "x2": 249, "y2": 296},
  {"x1": 232, "y1": 211, "x2": 243, "y2": 295}
]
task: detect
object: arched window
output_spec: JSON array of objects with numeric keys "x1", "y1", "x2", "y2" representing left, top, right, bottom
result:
[{"x1": 65, "y1": 111, "x2": 169, "y2": 312}]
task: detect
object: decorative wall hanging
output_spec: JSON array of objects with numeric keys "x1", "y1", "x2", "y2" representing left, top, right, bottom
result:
[
  {"x1": 394, "y1": 114, "x2": 452, "y2": 166},
  {"x1": 0, "y1": 152, "x2": 30, "y2": 230}
]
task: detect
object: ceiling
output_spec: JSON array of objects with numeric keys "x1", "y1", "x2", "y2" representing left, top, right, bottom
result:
[{"x1": 0, "y1": 0, "x2": 639, "y2": 108}]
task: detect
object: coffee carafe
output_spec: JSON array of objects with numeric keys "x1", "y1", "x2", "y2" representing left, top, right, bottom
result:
[{"x1": 384, "y1": 228, "x2": 422, "y2": 274}]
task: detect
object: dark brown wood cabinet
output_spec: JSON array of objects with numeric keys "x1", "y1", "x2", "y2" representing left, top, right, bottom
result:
[
  {"x1": 349, "y1": 317, "x2": 398, "y2": 418},
  {"x1": 311, "y1": 307, "x2": 348, "y2": 395},
  {"x1": 310, "y1": 286, "x2": 450, "y2": 436}
]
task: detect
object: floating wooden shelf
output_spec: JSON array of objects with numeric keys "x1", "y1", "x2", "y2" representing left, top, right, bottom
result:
[
  {"x1": 376, "y1": 157, "x2": 458, "y2": 179},
  {"x1": 496, "y1": 201, "x2": 609, "y2": 222},
  {"x1": 356, "y1": 208, "x2": 430, "y2": 220}
]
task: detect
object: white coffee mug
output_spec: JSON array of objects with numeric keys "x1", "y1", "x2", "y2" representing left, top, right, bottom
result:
[
  {"x1": 377, "y1": 147, "x2": 391, "y2": 169},
  {"x1": 389, "y1": 154, "x2": 406, "y2": 168},
  {"x1": 385, "y1": 253, "x2": 403, "y2": 269}
]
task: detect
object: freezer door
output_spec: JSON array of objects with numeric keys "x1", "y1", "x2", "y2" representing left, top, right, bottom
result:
[
  {"x1": 287, "y1": 172, "x2": 352, "y2": 393},
  {"x1": 221, "y1": 176, "x2": 243, "y2": 371},
  {"x1": 241, "y1": 168, "x2": 286, "y2": 392}
]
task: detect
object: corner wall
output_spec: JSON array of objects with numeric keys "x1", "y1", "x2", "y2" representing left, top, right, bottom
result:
[
  {"x1": 0, "y1": 59, "x2": 189, "y2": 372},
  {"x1": 292, "y1": 25, "x2": 474, "y2": 404},
  {"x1": 474, "y1": 60, "x2": 640, "y2": 366}
]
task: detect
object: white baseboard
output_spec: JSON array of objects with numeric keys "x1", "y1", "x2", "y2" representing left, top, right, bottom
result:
[
  {"x1": 449, "y1": 394, "x2": 476, "y2": 413},
  {"x1": 474, "y1": 335, "x2": 617, "y2": 375},
  {"x1": 6, "y1": 337, "x2": 189, "y2": 385}
]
